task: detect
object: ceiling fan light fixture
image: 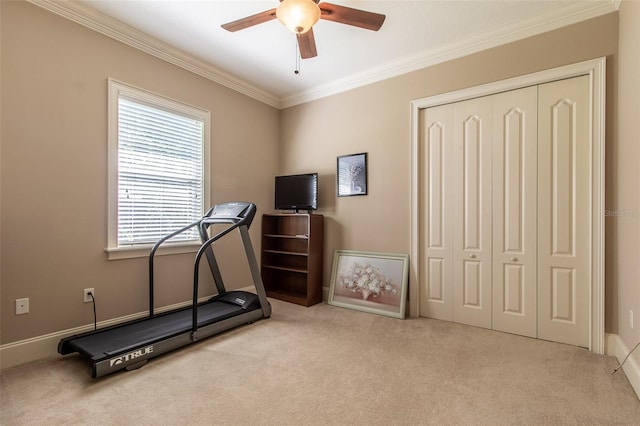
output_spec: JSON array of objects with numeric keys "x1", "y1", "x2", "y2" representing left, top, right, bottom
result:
[{"x1": 276, "y1": 0, "x2": 321, "y2": 34}]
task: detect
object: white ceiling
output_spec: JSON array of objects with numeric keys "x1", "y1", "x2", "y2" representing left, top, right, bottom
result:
[{"x1": 49, "y1": 1, "x2": 617, "y2": 107}]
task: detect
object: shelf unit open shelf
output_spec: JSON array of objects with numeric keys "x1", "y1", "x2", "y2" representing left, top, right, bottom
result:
[{"x1": 261, "y1": 214, "x2": 323, "y2": 306}]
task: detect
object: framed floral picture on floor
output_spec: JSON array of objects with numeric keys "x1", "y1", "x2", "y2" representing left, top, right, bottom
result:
[{"x1": 328, "y1": 250, "x2": 409, "y2": 319}]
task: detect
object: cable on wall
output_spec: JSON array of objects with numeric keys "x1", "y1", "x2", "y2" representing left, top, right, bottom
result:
[
  {"x1": 89, "y1": 292, "x2": 97, "y2": 331},
  {"x1": 611, "y1": 341, "x2": 640, "y2": 375}
]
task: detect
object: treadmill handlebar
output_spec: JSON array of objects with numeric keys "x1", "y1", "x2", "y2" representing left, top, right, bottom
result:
[
  {"x1": 148, "y1": 202, "x2": 257, "y2": 316},
  {"x1": 190, "y1": 204, "x2": 258, "y2": 332},
  {"x1": 148, "y1": 203, "x2": 254, "y2": 257}
]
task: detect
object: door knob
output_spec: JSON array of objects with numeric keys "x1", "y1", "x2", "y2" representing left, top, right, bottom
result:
[
  {"x1": 510, "y1": 257, "x2": 518, "y2": 262},
  {"x1": 469, "y1": 254, "x2": 476, "y2": 258}
]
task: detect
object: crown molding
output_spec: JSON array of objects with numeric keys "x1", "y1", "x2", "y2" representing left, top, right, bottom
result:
[
  {"x1": 28, "y1": 0, "x2": 619, "y2": 110},
  {"x1": 280, "y1": 0, "x2": 620, "y2": 108},
  {"x1": 27, "y1": 0, "x2": 282, "y2": 109}
]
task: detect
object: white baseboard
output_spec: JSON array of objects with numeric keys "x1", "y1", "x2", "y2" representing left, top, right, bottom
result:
[
  {"x1": 606, "y1": 332, "x2": 640, "y2": 400},
  {"x1": 0, "y1": 296, "x2": 214, "y2": 370}
]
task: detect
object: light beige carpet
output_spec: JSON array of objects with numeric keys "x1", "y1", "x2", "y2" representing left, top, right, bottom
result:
[{"x1": 2, "y1": 298, "x2": 639, "y2": 425}]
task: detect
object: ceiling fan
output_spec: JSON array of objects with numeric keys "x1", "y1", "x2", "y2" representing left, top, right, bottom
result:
[{"x1": 221, "y1": 0, "x2": 386, "y2": 59}]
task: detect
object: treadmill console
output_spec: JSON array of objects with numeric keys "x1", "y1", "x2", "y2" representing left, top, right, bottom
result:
[{"x1": 208, "y1": 202, "x2": 250, "y2": 219}]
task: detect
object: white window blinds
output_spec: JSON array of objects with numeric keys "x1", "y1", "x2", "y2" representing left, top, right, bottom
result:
[
  {"x1": 107, "y1": 80, "x2": 210, "y2": 257},
  {"x1": 117, "y1": 97, "x2": 204, "y2": 245}
]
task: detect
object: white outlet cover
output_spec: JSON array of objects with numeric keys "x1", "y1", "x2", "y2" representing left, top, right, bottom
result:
[{"x1": 16, "y1": 298, "x2": 29, "y2": 315}]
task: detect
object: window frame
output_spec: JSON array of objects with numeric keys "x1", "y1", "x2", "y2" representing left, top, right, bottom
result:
[{"x1": 106, "y1": 79, "x2": 210, "y2": 260}]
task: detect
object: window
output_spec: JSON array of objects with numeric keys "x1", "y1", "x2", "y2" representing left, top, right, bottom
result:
[{"x1": 107, "y1": 79, "x2": 210, "y2": 259}]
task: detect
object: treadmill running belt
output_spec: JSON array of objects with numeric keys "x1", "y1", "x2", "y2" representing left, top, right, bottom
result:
[{"x1": 68, "y1": 301, "x2": 249, "y2": 359}]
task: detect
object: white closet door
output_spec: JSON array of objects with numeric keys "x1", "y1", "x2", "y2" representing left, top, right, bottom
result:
[
  {"x1": 537, "y1": 75, "x2": 590, "y2": 347},
  {"x1": 419, "y1": 104, "x2": 454, "y2": 321},
  {"x1": 452, "y1": 97, "x2": 493, "y2": 328},
  {"x1": 491, "y1": 87, "x2": 538, "y2": 337}
]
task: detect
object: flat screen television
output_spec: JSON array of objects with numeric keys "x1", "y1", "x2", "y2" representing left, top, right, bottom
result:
[{"x1": 274, "y1": 173, "x2": 318, "y2": 212}]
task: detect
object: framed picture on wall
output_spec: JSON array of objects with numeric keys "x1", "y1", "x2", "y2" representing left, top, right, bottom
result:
[
  {"x1": 337, "y1": 152, "x2": 367, "y2": 197},
  {"x1": 328, "y1": 250, "x2": 409, "y2": 319}
]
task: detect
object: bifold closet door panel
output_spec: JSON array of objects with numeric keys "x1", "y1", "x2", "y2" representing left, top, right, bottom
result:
[
  {"x1": 537, "y1": 75, "x2": 590, "y2": 347},
  {"x1": 452, "y1": 97, "x2": 493, "y2": 329},
  {"x1": 419, "y1": 104, "x2": 454, "y2": 321},
  {"x1": 491, "y1": 86, "x2": 538, "y2": 338}
]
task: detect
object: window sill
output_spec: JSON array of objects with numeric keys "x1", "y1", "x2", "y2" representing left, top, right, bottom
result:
[{"x1": 105, "y1": 242, "x2": 201, "y2": 260}]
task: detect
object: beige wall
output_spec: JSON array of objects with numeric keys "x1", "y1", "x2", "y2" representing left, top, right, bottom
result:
[
  {"x1": 280, "y1": 13, "x2": 621, "y2": 325},
  {"x1": 615, "y1": 0, "x2": 640, "y2": 366},
  {"x1": 1, "y1": 1, "x2": 279, "y2": 343},
  {"x1": 0, "y1": 0, "x2": 634, "y2": 360}
]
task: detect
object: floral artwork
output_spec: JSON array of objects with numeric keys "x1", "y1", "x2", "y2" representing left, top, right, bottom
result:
[
  {"x1": 337, "y1": 153, "x2": 367, "y2": 196},
  {"x1": 339, "y1": 261, "x2": 397, "y2": 301},
  {"x1": 328, "y1": 250, "x2": 409, "y2": 319},
  {"x1": 346, "y1": 162, "x2": 363, "y2": 192}
]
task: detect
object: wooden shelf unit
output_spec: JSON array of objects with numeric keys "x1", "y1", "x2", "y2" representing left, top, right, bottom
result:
[{"x1": 261, "y1": 214, "x2": 324, "y2": 306}]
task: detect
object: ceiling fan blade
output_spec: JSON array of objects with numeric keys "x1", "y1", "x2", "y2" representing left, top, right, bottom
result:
[
  {"x1": 221, "y1": 8, "x2": 277, "y2": 32},
  {"x1": 297, "y1": 29, "x2": 318, "y2": 59},
  {"x1": 318, "y1": 2, "x2": 385, "y2": 31}
]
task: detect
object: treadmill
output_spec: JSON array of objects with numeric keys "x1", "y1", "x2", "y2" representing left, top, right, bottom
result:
[{"x1": 58, "y1": 202, "x2": 271, "y2": 378}]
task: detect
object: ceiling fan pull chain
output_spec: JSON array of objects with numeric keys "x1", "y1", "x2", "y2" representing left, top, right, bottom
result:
[{"x1": 294, "y1": 38, "x2": 301, "y2": 75}]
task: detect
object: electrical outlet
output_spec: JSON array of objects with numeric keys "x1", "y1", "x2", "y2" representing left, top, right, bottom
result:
[
  {"x1": 16, "y1": 298, "x2": 29, "y2": 315},
  {"x1": 84, "y1": 288, "x2": 95, "y2": 303},
  {"x1": 630, "y1": 310, "x2": 634, "y2": 329}
]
